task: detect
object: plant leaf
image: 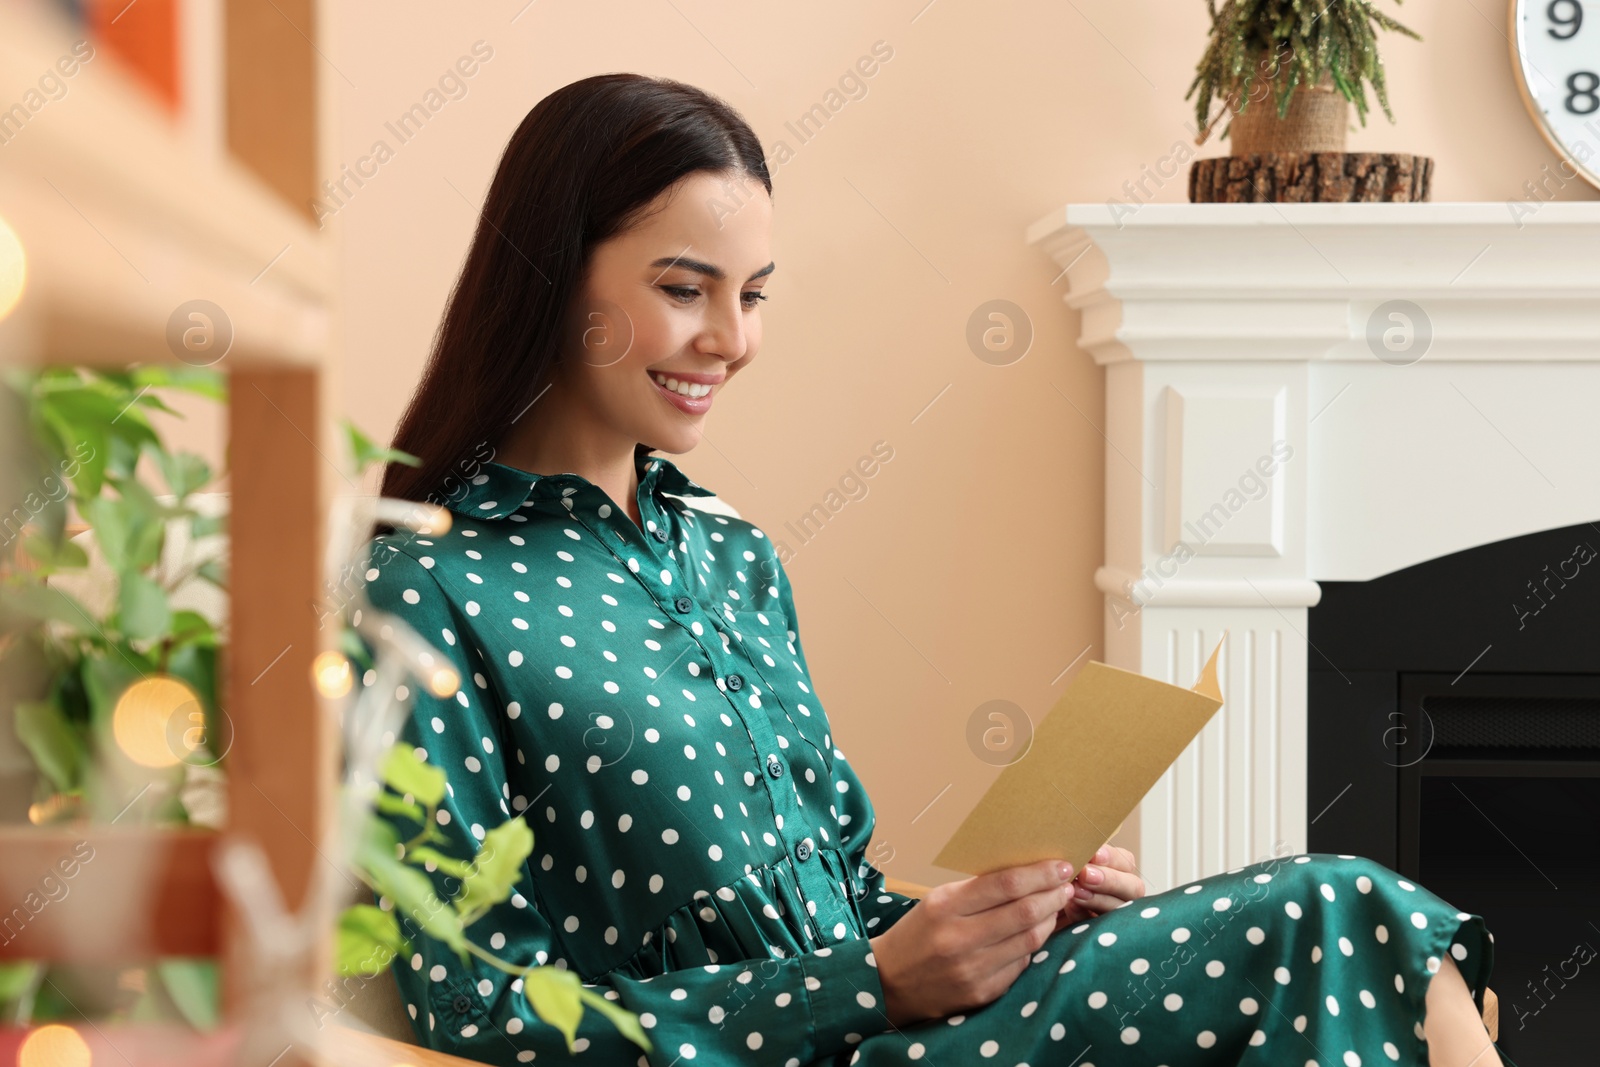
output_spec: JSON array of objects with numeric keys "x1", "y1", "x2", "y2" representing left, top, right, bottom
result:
[
  {"x1": 0, "y1": 961, "x2": 42, "y2": 1001},
  {"x1": 405, "y1": 845, "x2": 475, "y2": 881},
  {"x1": 155, "y1": 959, "x2": 220, "y2": 1030},
  {"x1": 356, "y1": 819, "x2": 466, "y2": 953},
  {"x1": 15, "y1": 699, "x2": 86, "y2": 792},
  {"x1": 521, "y1": 967, "x2": 584, "y2": 1051},
  {"x1": 163, "y1": 643, "x2": 221, "y2": 760},
  {"x1": 84, "y1": 652, "x2": 147, "y2": 732},
  {"x1": 168, "y1": 610, "x2": 218, "y2": 648},
  {"x1": 157, "y1": 451, "x2": 213, "y2": 499},
  {"x1": 118, "y1": 570, "x2": 171, "y2": 641},
  {"x1": 335, "y1": 904, "x2": 409, "y2": 977},
  {"x1": 380, "y1": 743, "x2": 446, "y2": 808},
  {"x1": 190, "y1": 512, "x2": 226, "y2": 539},
  {"x1": 375, "y1": 792, "x2": 426, "y2": 825},
  {"x1": 197, "y1": 559, "x2": 227, "y2": 589},
  {"x1": 0, "y1": 583, "x2": 95, "y2": 633},
  {"x1": 78, "y1": 494, "x2": 129, "y2": 571},
  {"x1": 129, "y1": 365, "x2": 227, "y2": 402},
  {"x1": 19, "y1": 534, "x2": 87, "y2": 574},
  {"x1": 343, "y1": 419, "x2": 421, "y2": 475},
  {"x1": 578, "y1": 986, "x2": 654, "y2": 1052},
  {"x1": 455, "y1": 817, "x2": 533, "y2": 919}
]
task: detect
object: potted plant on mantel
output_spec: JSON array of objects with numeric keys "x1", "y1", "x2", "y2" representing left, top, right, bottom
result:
[{"x1": 1185, "y1": 0, "x2": 1429, "y2": 202}]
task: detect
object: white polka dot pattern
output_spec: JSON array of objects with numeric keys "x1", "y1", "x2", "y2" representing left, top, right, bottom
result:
[{"x1": 359, "y1": 453, "x2": 914, "y2": 1063}]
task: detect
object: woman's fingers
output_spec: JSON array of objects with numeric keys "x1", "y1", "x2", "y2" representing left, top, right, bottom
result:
[
  {"x1": 1073, "y1": 862, "x2": 1145, "y2": 906},
  {"x1": 974, "y1": 880, "x2": 1074, "y2": 947},
  {"x1": 952, "y1": 858, "x2": 1074, "y2": 915},
  {"x1": 983, "y1": 907, "x2": 1065, "y2": 972},
  {"x1": 1071, "y1": 890, "x2": 1135, "y2": 914}
]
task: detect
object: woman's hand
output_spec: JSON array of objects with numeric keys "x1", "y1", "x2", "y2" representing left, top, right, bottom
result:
[
  {"x1": 869, "y1": 858, "x2": 1075, "y2": 1026},
  {"x1": 1053, "y1": 843, "x2": 1145, "y2": 928}
]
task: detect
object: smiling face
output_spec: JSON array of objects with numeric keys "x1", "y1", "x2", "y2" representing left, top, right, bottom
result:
[{"x1": 550, "y1": 169, "x2": 774, "y2": 456}]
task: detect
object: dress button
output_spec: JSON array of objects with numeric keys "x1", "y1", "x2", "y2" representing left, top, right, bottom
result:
[
  {"x1": 652, "y1": 527, "x2": 669, "y2": 542},
  {"x1": 725, "y1": 672, "x2": 744, "y2": 691},
  {"x1": 766, "y1": 754, "x2": 783, "y2": 779},
  {"x1": 452, "y1": 994, "x2": 473, "y2": 1015},
  {"x1": 795, "y1": 839, "x2": 813, "y2": 862},
  {"x1": 674, "y1": 595, "x2": 693, "y2": 613}
]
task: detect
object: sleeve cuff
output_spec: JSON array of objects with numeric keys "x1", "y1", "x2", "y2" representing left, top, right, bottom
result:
[
  {"x1": 861, "y1": 888, "x2": 918, "y2": 934},
  {"x1": 798, "y1": 934, "x2": 892, "y2": 1060}
]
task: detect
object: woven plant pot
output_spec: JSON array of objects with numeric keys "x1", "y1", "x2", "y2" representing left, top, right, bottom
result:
[{"x1": 1229, "y1": 73, "x2": 1348, "y2": 156}]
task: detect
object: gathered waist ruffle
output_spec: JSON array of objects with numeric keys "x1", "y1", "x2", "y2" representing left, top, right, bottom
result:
[{"x1": 585, "y1": 844, "x2": 870, "y2": 984}]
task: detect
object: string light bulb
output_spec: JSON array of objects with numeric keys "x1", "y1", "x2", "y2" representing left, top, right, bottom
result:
[
  {"x1": 312, "y1": 650, "x2": 353, "y2": 699},
  {"x1": 428, "y1": 665, "x2": 460, "y2": 698},
  {"x1": 112, "y1": 675, "x2": 204, "y2": 769},
  {"x1": 0, "y1": 212, "x2": 25, "y2": 323},
  {"x1": 18, "y1": 1024, "x2": 91, "y2": 1067}
]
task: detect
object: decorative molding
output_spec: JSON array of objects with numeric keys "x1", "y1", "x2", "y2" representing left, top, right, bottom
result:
[
  {"x1": 1029, "y1": 203, "x2": 1600, "y2": 365},
  {"x1": 1094, "y1": 567, "x2": 1321, "y2": 610},
  {"x1": 1162, "y1": 385, "x2": 1287, "y2": 558}
]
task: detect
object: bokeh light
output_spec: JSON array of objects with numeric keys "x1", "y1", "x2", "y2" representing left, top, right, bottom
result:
[
  {"x1": 0, "y1": 213, "x2": 25, "y2": 323},
  {"x1": 17, "y1": 1024, "x2": 91, "y2": 1067},
  {"x1": 313, "y1": 650, "x2": 353, "y2": 698},
  {"x1": 428, "y1": 665, "x2": 460, "y2": 698},
  {"x1": 112, "y1": 675, "x2": 203, "y2": 768}
]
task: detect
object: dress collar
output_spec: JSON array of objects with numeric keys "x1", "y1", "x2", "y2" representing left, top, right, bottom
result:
[{"x1": 439, "y1": 449, "x2": 716, "y2": 520}]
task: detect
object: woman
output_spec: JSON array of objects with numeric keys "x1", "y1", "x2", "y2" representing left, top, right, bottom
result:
[{"x1": 362, "y1": 73, "x2": 1500, "y2": 1066}]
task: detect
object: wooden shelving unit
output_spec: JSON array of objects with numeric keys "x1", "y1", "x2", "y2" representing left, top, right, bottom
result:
[{"x1": 0, "y1": 1, "x2": 343, "y2": 1063}]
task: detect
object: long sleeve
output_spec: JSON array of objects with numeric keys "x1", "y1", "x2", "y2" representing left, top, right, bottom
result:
[
  {"x1": 771, "y1": 555, "x2": 917, "y2": 938},
  {"x1": 361, "y1": 540, "x2": 889, "y2": 1066}
]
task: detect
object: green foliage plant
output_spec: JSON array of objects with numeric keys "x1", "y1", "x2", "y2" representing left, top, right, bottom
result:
[
  {"x1": 0, "y1": 364, "x2": 228, "y2": 1029},
  {"x1": 335, "y1": 743, "x2": 652, "y2": 1056},
  {"x1": 1186, "y1": 0, "x2": 1422, "y2": 144},
  {"x1": 1, "y1": 364, "x2": 229, "y2": 823}
]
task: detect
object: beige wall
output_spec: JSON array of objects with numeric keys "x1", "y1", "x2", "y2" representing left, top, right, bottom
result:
[{"x1": 327, "y1": 0, "x2": 1598, "y2": 889}]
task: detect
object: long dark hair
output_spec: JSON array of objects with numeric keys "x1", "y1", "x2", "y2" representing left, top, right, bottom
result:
[{"x1": 380, "y1": 73, "x2": 772, "y2": 507}]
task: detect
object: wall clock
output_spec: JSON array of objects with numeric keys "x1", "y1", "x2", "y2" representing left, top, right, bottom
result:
[{"x1": 1510, "y1": 0, "x2": 1600, "y2": 190}]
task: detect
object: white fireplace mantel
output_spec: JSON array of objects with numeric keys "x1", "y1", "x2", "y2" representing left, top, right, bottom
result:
[{"x1": 1026, "y1": 202, "x2": 1600, "y2": 892}]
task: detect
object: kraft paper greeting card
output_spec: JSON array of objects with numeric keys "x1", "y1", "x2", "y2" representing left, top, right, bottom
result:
[{"x1": 933, "y1": 634, "x2": 1227, "y2": 877}]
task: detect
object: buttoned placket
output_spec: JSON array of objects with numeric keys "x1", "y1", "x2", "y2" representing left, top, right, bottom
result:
[{"x1": 560, "y1": 481, "x2": 849, "y2": 948}]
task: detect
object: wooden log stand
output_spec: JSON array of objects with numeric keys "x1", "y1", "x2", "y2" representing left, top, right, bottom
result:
[{"x1": 1189, "y1": 152, "x2": 1434, "y2": 203}]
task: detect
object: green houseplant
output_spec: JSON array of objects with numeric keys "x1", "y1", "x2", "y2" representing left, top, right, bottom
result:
[
  {"x1": 1187, "y1": 0, "x2": 1422, "y2": 153},
  {"x1": 334, "y1": 742, "x2": 652, "y2": 1056},
  {"x1": 0, "y1": 364, "x2": 228, "y2": 1029},
  {"x1": 1, "y1": 364, "x2": 230, "y2": 825}
]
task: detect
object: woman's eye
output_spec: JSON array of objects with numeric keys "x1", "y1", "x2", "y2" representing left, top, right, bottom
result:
[{"x1": 660, "y1": 286, "x2": 768, "y2": 308}]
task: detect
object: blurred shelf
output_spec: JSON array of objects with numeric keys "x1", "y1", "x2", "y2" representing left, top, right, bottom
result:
[
  {"x1": 0, "y1": 0, "x2": 331, "y2": 370},
  {"x1": 0, "y1": 827, "x2": 220, "y2": 963}
]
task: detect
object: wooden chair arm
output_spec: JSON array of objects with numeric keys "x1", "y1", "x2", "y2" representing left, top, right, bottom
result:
[
  {"x1": 320, "y1": 1025, "x2": 487, "y2": 1067},
  {"x1": 882, "y1": 875, "x2": 934, "y2": 898}
]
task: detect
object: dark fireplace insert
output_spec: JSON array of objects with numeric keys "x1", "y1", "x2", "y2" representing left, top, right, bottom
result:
[{"x1": 1308, "y1": 520, "x2": 1600, "y2": 1065}]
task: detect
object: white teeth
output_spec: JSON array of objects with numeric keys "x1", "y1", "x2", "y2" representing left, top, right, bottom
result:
[{"x1": 651, "y1": 372, "x2": 712, "y2": 398}]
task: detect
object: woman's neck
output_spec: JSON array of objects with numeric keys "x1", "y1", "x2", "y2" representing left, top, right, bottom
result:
[{"x1": 494, "y1": 417, "x2": 645, "y2": 527}]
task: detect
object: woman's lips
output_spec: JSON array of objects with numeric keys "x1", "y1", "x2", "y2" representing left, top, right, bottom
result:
[{"x1": 650, "y1": 373, "x2": 716, "y2": 415}]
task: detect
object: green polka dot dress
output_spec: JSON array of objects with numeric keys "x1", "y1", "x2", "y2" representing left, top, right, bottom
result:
[{"x1": 360, "y1": 449, "x2": 1496, "y2": 1066}]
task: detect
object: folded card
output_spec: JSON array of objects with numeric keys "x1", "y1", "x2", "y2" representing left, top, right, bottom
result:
[{"x1": 932, "y1": 634, "x2": 1227, "y2": 878}]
